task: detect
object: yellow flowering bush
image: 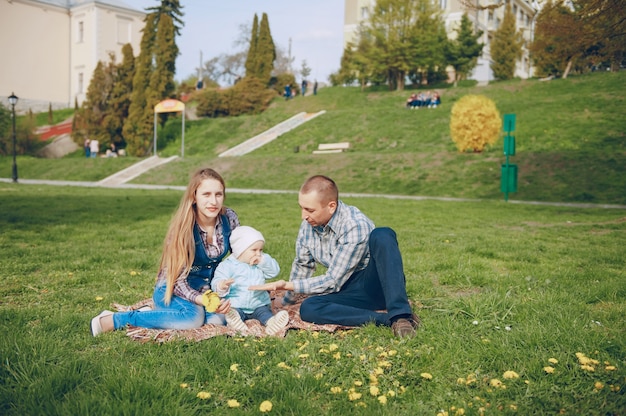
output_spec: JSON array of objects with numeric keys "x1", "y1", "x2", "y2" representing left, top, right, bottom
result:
[{"x1": 450, "y1": 95, "x2": 502, "y2": 152}]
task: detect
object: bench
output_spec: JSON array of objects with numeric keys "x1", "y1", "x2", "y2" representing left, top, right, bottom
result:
[{"x1": 312, "y1": 142, "x2": 350, "y2": 154}]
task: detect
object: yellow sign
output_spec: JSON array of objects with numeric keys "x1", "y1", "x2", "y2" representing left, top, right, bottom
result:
[{"x1": 154, "y1": 99, "x2": 185, "y2": 113}]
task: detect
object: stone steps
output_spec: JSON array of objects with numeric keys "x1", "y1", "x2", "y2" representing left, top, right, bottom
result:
[{"x1": 97, "y1": 155, "x2": 178, "y2": 187}]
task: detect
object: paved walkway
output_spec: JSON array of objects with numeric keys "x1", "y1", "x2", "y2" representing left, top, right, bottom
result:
[{"x1": 2, "y1": 177, "x2": 625, "y2": 209}]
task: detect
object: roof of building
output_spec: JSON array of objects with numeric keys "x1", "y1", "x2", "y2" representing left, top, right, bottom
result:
[{"x1": 30, "y1": 0, "x2": 145, "y2": 13}]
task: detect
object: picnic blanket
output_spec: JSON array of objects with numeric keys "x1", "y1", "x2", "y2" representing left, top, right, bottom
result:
[{"x1": 113, "y1": 290, "x2": 355, "y2": 343}]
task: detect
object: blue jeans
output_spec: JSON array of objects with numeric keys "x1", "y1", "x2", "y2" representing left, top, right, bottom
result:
[
  {"x1": 231, "y1": 305, "x2": 274, "y2": 326},
  {"x1": 112, "y1": 283, "x2": 226, "y2": 330},
  {"x1": 299, "y1": 227, "x2": 413, "y2": 327}
]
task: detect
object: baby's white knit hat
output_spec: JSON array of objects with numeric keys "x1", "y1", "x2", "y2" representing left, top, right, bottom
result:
[{"x1": 230, "y1": 226, "x2": 265, "y2": 258}]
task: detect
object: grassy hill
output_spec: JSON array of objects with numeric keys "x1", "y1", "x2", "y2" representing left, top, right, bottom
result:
[{"x1": 4, "y1": 71, "x2": 625, "y2": 205}]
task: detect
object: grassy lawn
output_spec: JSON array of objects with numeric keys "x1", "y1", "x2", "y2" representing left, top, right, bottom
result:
[
  {"x1": 0, "y1": 183, "x2": 623, "y2": 415},
  {"x1": 1, "y1": 71, "x2": 625, "y2": 205}
]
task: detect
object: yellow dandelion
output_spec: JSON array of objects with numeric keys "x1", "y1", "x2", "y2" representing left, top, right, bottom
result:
[
  {"x1": 378, "y1": 395, "x2": 388, "y2": 404},
  {"x1": 130, "y1": 271, "x2": 137, "y2": 276},
  {"x1": 354, "y1": 380, "x2": 363, "y2": 387},
  {"x1": 378, "y1": 351, "x2": 388, "y2": 358},
  {"x1": 329, "y1": 343, "x2": 339, "y2": 351},
  {"x1": 455, "y1": 409, "x2": 465, "y2": 415},
  {"x1": 436, "y1": 411, "x2": 449, "y2": 416},
  {"x1": 503, "y1": 371, "x2": 519, "y2": 380},
  {"x1": 318, "y1": 348, "x2": 329, "y2": 354},
  {"x1": 330, "y1": 387, "x2": 342, "y2": 394},
  {"x1": 388, "y1": 349, "x2": 398, "y2": 356},
  {"x1": 298, "y1": 354, "x2": 309, "y2": 359},
  {"x1": 230, "y1": 363, "x2": 239, "y2": 372},
  {"x1": 610, "y1": 385, "x2": 621, "y2": 392},
  {"x1": 359, "y1": 354, "x2": 366, "y2": 361},
  {"x1": 605, "y1": 365, "x2": 617, "y2": 371},
  {"x1": 355, "y1": 402, "x2": 367, "y2": 408},
  {"x1": 457, "y1": 377, "x2": 466, "y2": 385},
  {"x1": 379, "y1": 360, "x2": 392, "y2": 368},
  {"x1": 297, "y1": 341, "x2": 309, "y2": 350},
  {"x1": 369, "y1": 374, "x2": 379, "y2": 385},
  {"x1": 258, "y1": 351, "x2": 266, "y2": 356},
  {"x1": 179, "y1": 383, "x2": 189, "y2": 389},
  {"x1": 196, "y1": 391, "x2": 211, "y2": 400},
  {"x1": 421, "y1": 372, "x2": 433, "y2": 380},
  {"x1": 580, "y1": 365, "x2": 595, "y2": 372},
  {"x1": 227, "y1": 399, "x2": 240, "y2": 408},
  {"x1": 259, "y1": 400, "x2": 273, "y2": 413},
  {"x1": 594, "y1": 382, "x2": 604, "y2": 390},
  {"x1": 314, "y1": 372, "x2": 323, "y2": 380},
  {"x1": 255, "y1": 365, "x2": 261, "y2": 372},
  {"x1": 95, "y1": 296, "x2": 104, "y2": 301},
  {"x1": 510, "y1": 404, "x2": 518, "y2": 411},
  {"x1": 548, "y1": 358, "x2": 558, "y2": 364},
  {"x1": 277, "y1": 362, "x2": 291, "y2": 369},
  {"x1": 333, "y1": 352, "x2": 341, "y2": 360},
  {"x1": 399, "y1": 386, "x2": 407, "y2": 393},
  {"x1": 348, "y1": 391, "x2": 362, "y2": 401},
  {"x1": 370, "y1": 385, "x2": 380, "y2": 396},
  {"x1": 489, "y1": 379, "x2": 503, "y2": 388},
  {"x1": 374, "y1": 367, "x2": 384, "y2": 375},
  {"x1": 544, "y1": 366, "x2": 555, "y2": 374}
]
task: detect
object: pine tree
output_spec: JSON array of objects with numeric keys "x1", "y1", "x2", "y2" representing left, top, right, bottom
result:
[
  {"x1": 245, "y1": 14, "x2": 259, "y2": 78},
  {"x1": 445, "y1": 13, "x2": 484, "y2": 86},
  {"x1": 256, "y1": 13, "x2": 276, "y2": 83},
  {"x1": 123, "y1": 13, "x2": 157, "y2": 156},
  {"x1": 490, "y1": 4, "x2": 524, "y2": 80},
  {"x1": 103, "y1": 43, "x2": 135, "y2": 149}
]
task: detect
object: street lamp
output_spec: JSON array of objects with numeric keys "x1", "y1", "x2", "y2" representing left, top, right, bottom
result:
[{"x1": 8, "y1": 92, "x2": 18, "y2": 183}]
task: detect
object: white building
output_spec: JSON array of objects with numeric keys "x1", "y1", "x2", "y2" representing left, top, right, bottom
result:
[
  {"x1": 0, "y1": 0, "x2": 146, "y2": 113},
  {"x1": 344, "y1": 0, "x2": 539, "y2": 82}
]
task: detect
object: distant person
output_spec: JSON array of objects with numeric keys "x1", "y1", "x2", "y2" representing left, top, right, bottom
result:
[
  {"x1": 301, "y1": 79, "x2": 308, "y2": 96},
  {"x1": 313, "y1": 80, "x2": 318, "y2": 95},
  {"x1": 249, "y1": 175, "x2": 420, "y2": 338},
  {"x1": 284, "y1": 84, "x2": 292, "y2": 100},
  {"x1": 406, "y1": 93, "x2": 417, "y2": 109},
  {"x1": 429, "y1": 91, "x2": 441, "y2": 108},
  {"x1": 84, "y1": 139, "x2": 91, "y2": 158},
  {"x1": 212, "y1": 226, "x2": 289, "y2": 336},
  {"x1": 90, "y1": 168, "x2": 239, "y2": 336},
  {"x1": 89, "y1": 139, "x2": 99, "y2": 158}
]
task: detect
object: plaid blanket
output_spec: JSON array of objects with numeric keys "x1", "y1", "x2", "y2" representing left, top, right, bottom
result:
[{"x1": 113, "y1": 290, "x2": 355, "y2": 343}]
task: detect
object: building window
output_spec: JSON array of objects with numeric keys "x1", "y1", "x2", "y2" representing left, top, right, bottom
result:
[
  {"x1": 440, "y1": 0, "x2": 447, "y2": 10},
  {"x1": 78, "y1": 21, "x2": 84, "y2": 43},
  {"x1": 78, "y1": 73, "x2": 84, "y2": 94},
  {"x1": 117, "y1": 18, "x2": 131, "y2": 44},
  {"x1": 360, "y1": 7, "x2": 369, "y2": 20}
]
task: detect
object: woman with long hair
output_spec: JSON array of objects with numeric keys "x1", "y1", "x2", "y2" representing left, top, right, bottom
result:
[{"x1": 91, "y1": 168, "x2": 239, "y2": 335}]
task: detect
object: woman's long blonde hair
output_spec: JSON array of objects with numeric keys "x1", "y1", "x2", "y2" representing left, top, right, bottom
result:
[{"x1": 159, "y1": 168, "x2": 227, "y2": 304}]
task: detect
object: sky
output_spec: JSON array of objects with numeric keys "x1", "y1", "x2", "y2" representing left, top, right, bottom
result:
[{"x1": 133, "y1": 1, "x2": 346, "y2": 84}]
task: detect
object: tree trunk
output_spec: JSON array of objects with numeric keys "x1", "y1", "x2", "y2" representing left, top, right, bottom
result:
[{"x1": 562, "y1": 59, "x2": 573, "y2": 79}]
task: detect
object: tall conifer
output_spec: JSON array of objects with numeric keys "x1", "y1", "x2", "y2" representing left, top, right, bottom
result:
[{"x1": 490, "y1": 4, "x2": 523, "y2": 80}]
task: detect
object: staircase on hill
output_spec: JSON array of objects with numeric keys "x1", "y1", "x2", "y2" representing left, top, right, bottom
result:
[
  {"x1": 218, "y1": 111, "x2": 326, "y2": 157},
  {"x1": 97, "y1": 155, "x2": 178, "y2": 187}
]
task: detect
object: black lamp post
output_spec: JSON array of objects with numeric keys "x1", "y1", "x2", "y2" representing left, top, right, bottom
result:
[{"x1": 8, "y1": 92, "x2": 18, "y2": 183}]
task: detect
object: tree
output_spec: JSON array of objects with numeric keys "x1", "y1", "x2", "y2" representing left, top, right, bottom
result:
[
  {"x1": 490, "y1": 4, "x2": 524, "y2": 80},
  {"x1": 245, "y1": 14, "x2": 259, "y2": 79},
  {"x1": 300, "y1": 60, "x2": 312, "y2": 80},
  {"x1": 103, "y1": 43, "x2": 135, "y2": 149},
  {"x1": 445, "y1": 13, "x2": 484, "y2": 86},
  {"x1": 450, "y1": 95, "x2": 502, "y2": 152},
  {"x1": 577, "y1": 0, "x2": 626, "y2": 72},
  {"x1": 530, "y1": 0, "x2": 584, "y2": 78}
]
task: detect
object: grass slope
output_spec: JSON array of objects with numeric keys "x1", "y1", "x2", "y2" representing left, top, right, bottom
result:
[{"x1": 1, "y1": 71, "x2": 625, "y2": 204}]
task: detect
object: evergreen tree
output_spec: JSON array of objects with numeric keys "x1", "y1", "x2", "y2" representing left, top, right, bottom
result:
[
  {"x1": 445, "y1": 13, "x2": 484, "y2": 86},
  {"x1": 490, "y1": 4, "x2": 524, "y2": 80},
  {"x1": 256, "y1": 13, "x2": 276, "y2": 83},
  {"x1": 245, "y1": 14, "x2": 259, "y2": 78},
  {"x1": 123, "y1": 13, "x2": 157, "y2": 155},
  {"x1": 79, "y1": 60, "x2": 114, "y2": 146},
  {"x1": 103, "y1": 43, "x2": 135, "y2": 149},
  {"x1": 150, "y1": 12, "x2": 178, "y2": 125}
]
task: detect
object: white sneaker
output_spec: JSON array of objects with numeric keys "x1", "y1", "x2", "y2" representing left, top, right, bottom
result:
[
  {"x1": 90, "y1": 310, "x2": 113, "y2": 337},
  {"x1": 225, "y1": 309, "x2": 248, "y2": 334},
  {"x1": 265, "y1": 310, "x2": 289, "y2": 336}
]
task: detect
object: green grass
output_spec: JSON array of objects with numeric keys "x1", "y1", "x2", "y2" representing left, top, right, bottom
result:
[
  {"x1": 1, "y1": 71, "x2": 625, "y2": 205},
  {"x1": 0, "y1": 183, "x2": 624, "y2": 415}
]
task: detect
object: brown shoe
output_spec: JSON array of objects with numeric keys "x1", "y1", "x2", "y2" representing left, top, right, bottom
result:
[{"x1": 391, "y1": 313, "x2": 420, "y2": 338}]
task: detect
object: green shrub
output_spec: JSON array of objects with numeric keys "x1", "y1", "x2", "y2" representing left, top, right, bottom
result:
[
  {"x1": 450, "y1": 94, "x2": 502, "y2": 152},
  {"x1": 195, "y1": 77, "x2": 276, "y2": 118}
]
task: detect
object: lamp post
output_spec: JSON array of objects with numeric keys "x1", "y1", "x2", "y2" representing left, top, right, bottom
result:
[{"x1": 8, "y1": 92, "x2": 18, "y2": 183}]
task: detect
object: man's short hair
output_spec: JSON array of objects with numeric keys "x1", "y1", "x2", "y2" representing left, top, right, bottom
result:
[{"x1": 300, "y1": 175, "x2": 338, "y2": 204}]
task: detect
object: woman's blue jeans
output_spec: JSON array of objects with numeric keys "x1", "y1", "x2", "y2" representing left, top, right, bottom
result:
[
  {"x1": 299, "y1": 227, "x2": 413, "y2": 327},
  {"x1": 112, "y1": 283, "x2": 225, "y2": 330}
]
